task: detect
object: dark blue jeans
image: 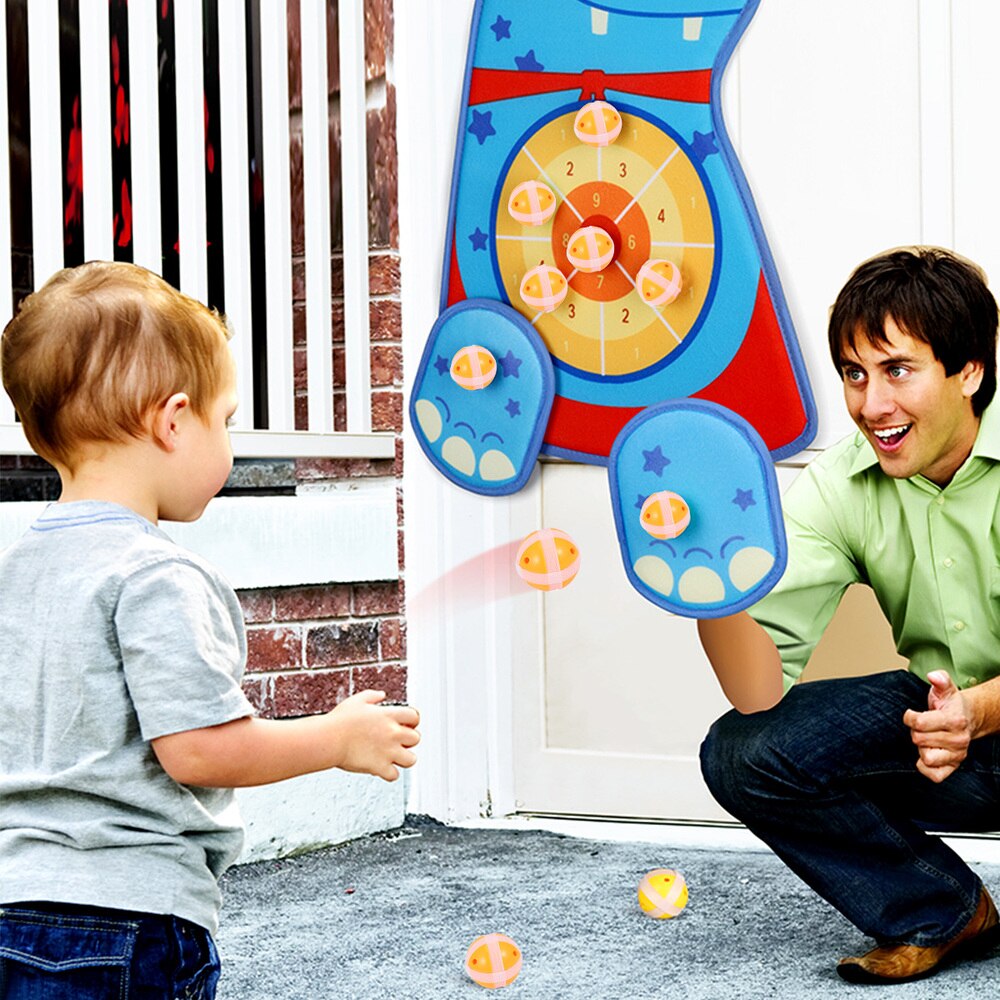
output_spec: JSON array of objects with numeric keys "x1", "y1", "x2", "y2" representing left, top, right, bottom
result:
[
  {"x1": 700, "y1": 670, "x2": 1000, "y2": 946},
  {"x1": 0, "y1": 902, "x2": 220, "y2": 999}
]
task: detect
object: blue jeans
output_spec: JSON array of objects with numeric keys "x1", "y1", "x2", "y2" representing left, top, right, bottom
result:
[
  {"x1": 0, "y1": 902, "x2": 220, "y2": 999},
  {"x1": 700, "y1": 670, "x2": 1000, "y2": 946}
]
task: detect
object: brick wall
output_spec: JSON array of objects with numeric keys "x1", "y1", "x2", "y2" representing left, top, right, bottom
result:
[
  {"x1": 2, "y1": 0, "x2": 408, "y2": 720},
  {"x1": 240, "y1": 0, "x2": 407, "y2": 717}
]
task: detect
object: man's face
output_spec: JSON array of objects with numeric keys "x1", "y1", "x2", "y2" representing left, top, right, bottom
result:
[{"x1": 840, "y1": 318, "x2": 983, "y2": 486}]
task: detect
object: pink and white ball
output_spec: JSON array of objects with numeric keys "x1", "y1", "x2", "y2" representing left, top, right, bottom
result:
[
  {"x1": 566, "y1": 226, "x2": 615, "y2": 274},
  {"x1": 519, "y1": 264, "x2": 568, "y2": 313},
  {"x1": 516, "y1": 528, "x2": 580, "y2": 591},
  {"x1": 640, "y1": 491, "x2": 691, "y2": 540},
  {"x1": 573, "y1": 100, "x2": 623, "y2": 147},
  {"x1": 450, "y1": 345, "x2": 497, "y2": 390},
  {"x1": 637, "y1": 259, "x2": 683, "y2": 307},
  {"x1": 507, "y1": 180, "x2": 557, "y2": 226}
]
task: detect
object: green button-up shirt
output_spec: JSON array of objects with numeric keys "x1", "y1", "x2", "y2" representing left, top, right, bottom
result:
[{"x1": 751, "y1": 402, "x2": 1000, "y2": 695}]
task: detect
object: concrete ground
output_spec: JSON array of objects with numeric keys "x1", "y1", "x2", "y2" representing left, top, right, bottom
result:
[{"x1": 217, "y1": 818, "x2": 1000, "y2": 999}]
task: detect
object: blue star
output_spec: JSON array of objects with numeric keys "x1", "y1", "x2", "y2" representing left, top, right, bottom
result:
[
  {"x1": 691, "y1": 130, "x2": 718, "y2": 163},
  {"x1": 498, "y1": 350, "x2": 522, "y2": 377},
  {"x1": 505, "y1": 398, "x2": 521, "y2": 418},
  {"x1": 515, "y1": 49, "x2": 544, "y2": 72},
  {"x1": 433, "y1": 355, "x2": 449, "y2": 376},
  {"x1": 733, "y1": 488, "x2": 756, "y2": 512},
  {"x1": 468, "y1": 109, "x2": 496, "y2": 145},
  {"x1": 634, "y1": 493, "x2": 646, "y2": 511},
  {"x1": 469, "y1": 227, "x2": 489, "y2": 251},
  {"x1": 490, "y1": 15, "x2": 511, "y2": 40},
  {"x1": 642, "y1": 446, "x2": 671, "y2": 477}
]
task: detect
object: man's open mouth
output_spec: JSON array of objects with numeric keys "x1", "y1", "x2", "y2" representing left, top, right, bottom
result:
[{"x1": 872, "y1": 424, "x2": 912, "y2": 449}]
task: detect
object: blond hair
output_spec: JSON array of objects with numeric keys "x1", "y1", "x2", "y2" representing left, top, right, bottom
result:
[{"x1": 1, "y1": 261, "x2": 232, "y2": 469}]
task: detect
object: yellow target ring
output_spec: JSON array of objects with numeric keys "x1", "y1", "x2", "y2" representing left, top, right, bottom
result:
[{"x1": 495, "y1": 109, "x2": 715, "y2": 378}]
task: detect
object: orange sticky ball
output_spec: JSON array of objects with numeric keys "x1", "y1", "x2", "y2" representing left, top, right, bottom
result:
[
  {"x1": 464, "y1": 933, "x2": 523, "y2": 989},
  {"x1": 573, "y1": 100, "x2": 623, "y2": 147},
  {"x1": 516, "y1": 528, "x2": 580, "y2": 591},
  {"x1": 566, "y1": 225, "x2": 615, "y2": 274},
  {"x1": 640, "y1": 491, "x2": 690, "y2": 539},
  {"x1": 508, "y1": 180, "x2": 557, "y2": 226},
  {"x1": 451, "y1": 345, "x2": 497, "y2": 390},
  {"x1": 638, "y1": 868, "x2": 689, "y2": 919},
  {"x1": 637, "y1": 258, "x2": 683, "y2": 307},
  {"x1": 519, "y1": 264, "x2": 568, "y2": 313}
]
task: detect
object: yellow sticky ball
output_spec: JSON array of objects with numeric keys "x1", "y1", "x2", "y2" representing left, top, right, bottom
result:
[
  {"x1": 637, "y1": 258, "x2": 683, "y2": 307},
  {"x1": 508, "y1": 180, "x2": 557, "y2": 226},
  {"x1": 516, "y1": 528, "x2": 580, "y2": 591},
  {"x1": 464, "y1": 933, "x2": 523, "y2": 989},
  {"x1": 640, "y1": 491, "x2": 691, "y2": 539},
  {"x1": 519, "y1": 264, "x2": 568, "y2": 313},
  {"x1": 566, "y1": 225, "x2": 615, "y2": 274},
  {"x1": 573, "y1": 100, "x2": 623, "y2": 147},
  {"x1": 451, "y1": 345, "x2": 497, "y2": 390},
  {"x1": 638, "y1": 868, "x2": 688, "y2": 919}
]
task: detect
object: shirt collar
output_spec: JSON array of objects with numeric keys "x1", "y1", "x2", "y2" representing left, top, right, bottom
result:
[{"x1": 847, "y1": 399, "x2": 1000, "y2": 479}]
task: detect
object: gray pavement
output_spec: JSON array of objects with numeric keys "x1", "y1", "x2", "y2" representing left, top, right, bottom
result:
[{"x1": 216, "y1": 817, "x2": 1000, "y2": 999}]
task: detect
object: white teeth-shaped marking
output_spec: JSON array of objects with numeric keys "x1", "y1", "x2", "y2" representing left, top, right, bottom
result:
[{"x1": 873, "y1": 424, "x2": 911, "y2": 439}]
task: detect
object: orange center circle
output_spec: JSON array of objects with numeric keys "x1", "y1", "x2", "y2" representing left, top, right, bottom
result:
[{"x1": 551, "y1": 181, "x2": 651, "y2": 302}]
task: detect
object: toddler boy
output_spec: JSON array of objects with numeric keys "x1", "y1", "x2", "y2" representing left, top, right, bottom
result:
[{"x1": 0, "y1": 261, "x2": 420, "y2": 998}]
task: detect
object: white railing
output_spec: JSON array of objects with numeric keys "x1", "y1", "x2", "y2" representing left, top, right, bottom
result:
[{"x1": 0, "y1": 0, "x2": 392, "y2": 461}]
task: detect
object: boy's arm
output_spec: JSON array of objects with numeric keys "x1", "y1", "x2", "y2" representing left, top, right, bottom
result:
[
  {"x1": 151, "y1": 690, "x2": 420, "y2": 787},
  {"x1": 697, "y1": 612, "x2": 784, "y2": 714}
]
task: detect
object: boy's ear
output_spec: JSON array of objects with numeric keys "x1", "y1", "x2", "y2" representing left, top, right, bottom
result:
[{"x1": 150, "y1": 392, "x2": 191, "y2": 452}]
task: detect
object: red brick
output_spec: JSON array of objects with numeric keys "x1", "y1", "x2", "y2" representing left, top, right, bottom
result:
[
  {"x1": 397, "y1": 528, "x2": 405, "y2": 570},
  {"x1": 293, "y1": 302, "x2": 307, "y2": 349},
  {"x1": 369, "y1": 299, "x2": 401, "y2": 342},
  {"x1": 292, "y1": 259, "x2": 306, "y2": 301},
  {"x1": 364, "y1": 0, "x2": 392, "y2": 81},
  {"x1": 378, "y1": 618, "x2": 406, "y2": 661},
  {"x1": 293, "y1": 344, "x2": 307, "y2": 390},
  {"x1": 241, "y1": 677, "x2": 269, "y2": 714},
  {"x1": 294, "y1": 456, "x2": 395, "y2": 481},
  {"x1": 396, "y1": 485, "x2": 404, "y2": 528},
  {"x1": 331, "y1": 299, "x2": 345, "y2": 343},
  {"x1": 370, "y1": 344, "x2": 402, "y2": 386},
  {"x1": 353, "y1": 664, "x2": 407, "y2": 703},
  {"x1": 371, "y1": 390, "x2": 402, "y2": 432},
  {"x1": 353, "y1": 581, "x2": 403, "y2": 617},
  {"x1": 271, "y1": 670, "x2": 351, "y2": 718},
  {"x1": 333, "y1": 345, "x2": 346, "y2": 387},
  {"x1": 274, "y1": 585, "x2": 351, "y2": 622},
  {"x1": 294, "y1": 392, "x2": 308, "y2": 432},
  {"x1": 367, "y1": 87, "x2": 398, "y2": 249},
  {"x1": 394, "y1": 438, "x2": 404, "y2": 478},
  {"x1": 289, "y1": 131, "x2": 305, "y2": 256},
  {"x1": 246, "y1": 626, "x2": 303, "y2": 673},
  {"x1": 307, "y1": 622, "x2": 379, "y2": 667},
  {"x1": 369, "y1": 253, "x2": 400, "y2": 296},
  {"x1": 238, "y1": 590, "x2": 274, "y2": 624},
  {"x1": 287, "y1": 0, "x2": 302, "y2": 110}
]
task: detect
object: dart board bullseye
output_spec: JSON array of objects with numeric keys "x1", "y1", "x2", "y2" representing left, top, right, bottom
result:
[{"x1": 494, "y1": 107, "x2": 716, "y2": 379}]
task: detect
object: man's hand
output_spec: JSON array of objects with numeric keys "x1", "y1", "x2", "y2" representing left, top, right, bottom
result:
[{"x1": 902, "y1": 671, "x2": 972, "y2": 783}]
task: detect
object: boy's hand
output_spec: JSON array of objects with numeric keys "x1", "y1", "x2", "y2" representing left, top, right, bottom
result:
[
  {"x1": 327, "y1": 689, "x2": 420, "y2": 782},
  {"x1": 903, "y1": 671, "x2": 971, "y2": 783}
]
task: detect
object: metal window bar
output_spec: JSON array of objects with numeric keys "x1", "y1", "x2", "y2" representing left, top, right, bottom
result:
[{"x1": 0, "y1": 0, "x2": 391, "y2": 461}]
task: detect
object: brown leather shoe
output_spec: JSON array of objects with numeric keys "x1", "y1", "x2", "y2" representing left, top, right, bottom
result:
[{"x1": 837, "y1": 887, "x2": 1000, "y2": 984}]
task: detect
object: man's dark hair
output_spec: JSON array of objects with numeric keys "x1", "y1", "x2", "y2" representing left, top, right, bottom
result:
[{"x1": 828, "y1": 247, "x2": 999, "y2": 416}]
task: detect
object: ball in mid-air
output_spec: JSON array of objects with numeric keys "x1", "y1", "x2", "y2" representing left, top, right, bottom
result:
[{"x1": 516, "y1": 528, "x2": 580, "y2": 591}]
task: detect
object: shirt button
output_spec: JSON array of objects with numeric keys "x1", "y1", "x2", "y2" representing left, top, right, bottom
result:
[
  {"x1": 943, "y1": 558, "x2": 954, "y2": 568},
  {"x1": 967, "y1": 677, "x2": 979, "y2": 686},
  {"x1": 935, "y1": 495, "x2": 946, "y2": 506},
  {"x1": 954, "y1": 621, "x2": 966, "y2": 631}
]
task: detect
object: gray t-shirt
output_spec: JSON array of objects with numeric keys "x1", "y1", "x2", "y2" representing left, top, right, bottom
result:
[{"x1": 0, "y1": 501, "x2": 255, "y2": 935}]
